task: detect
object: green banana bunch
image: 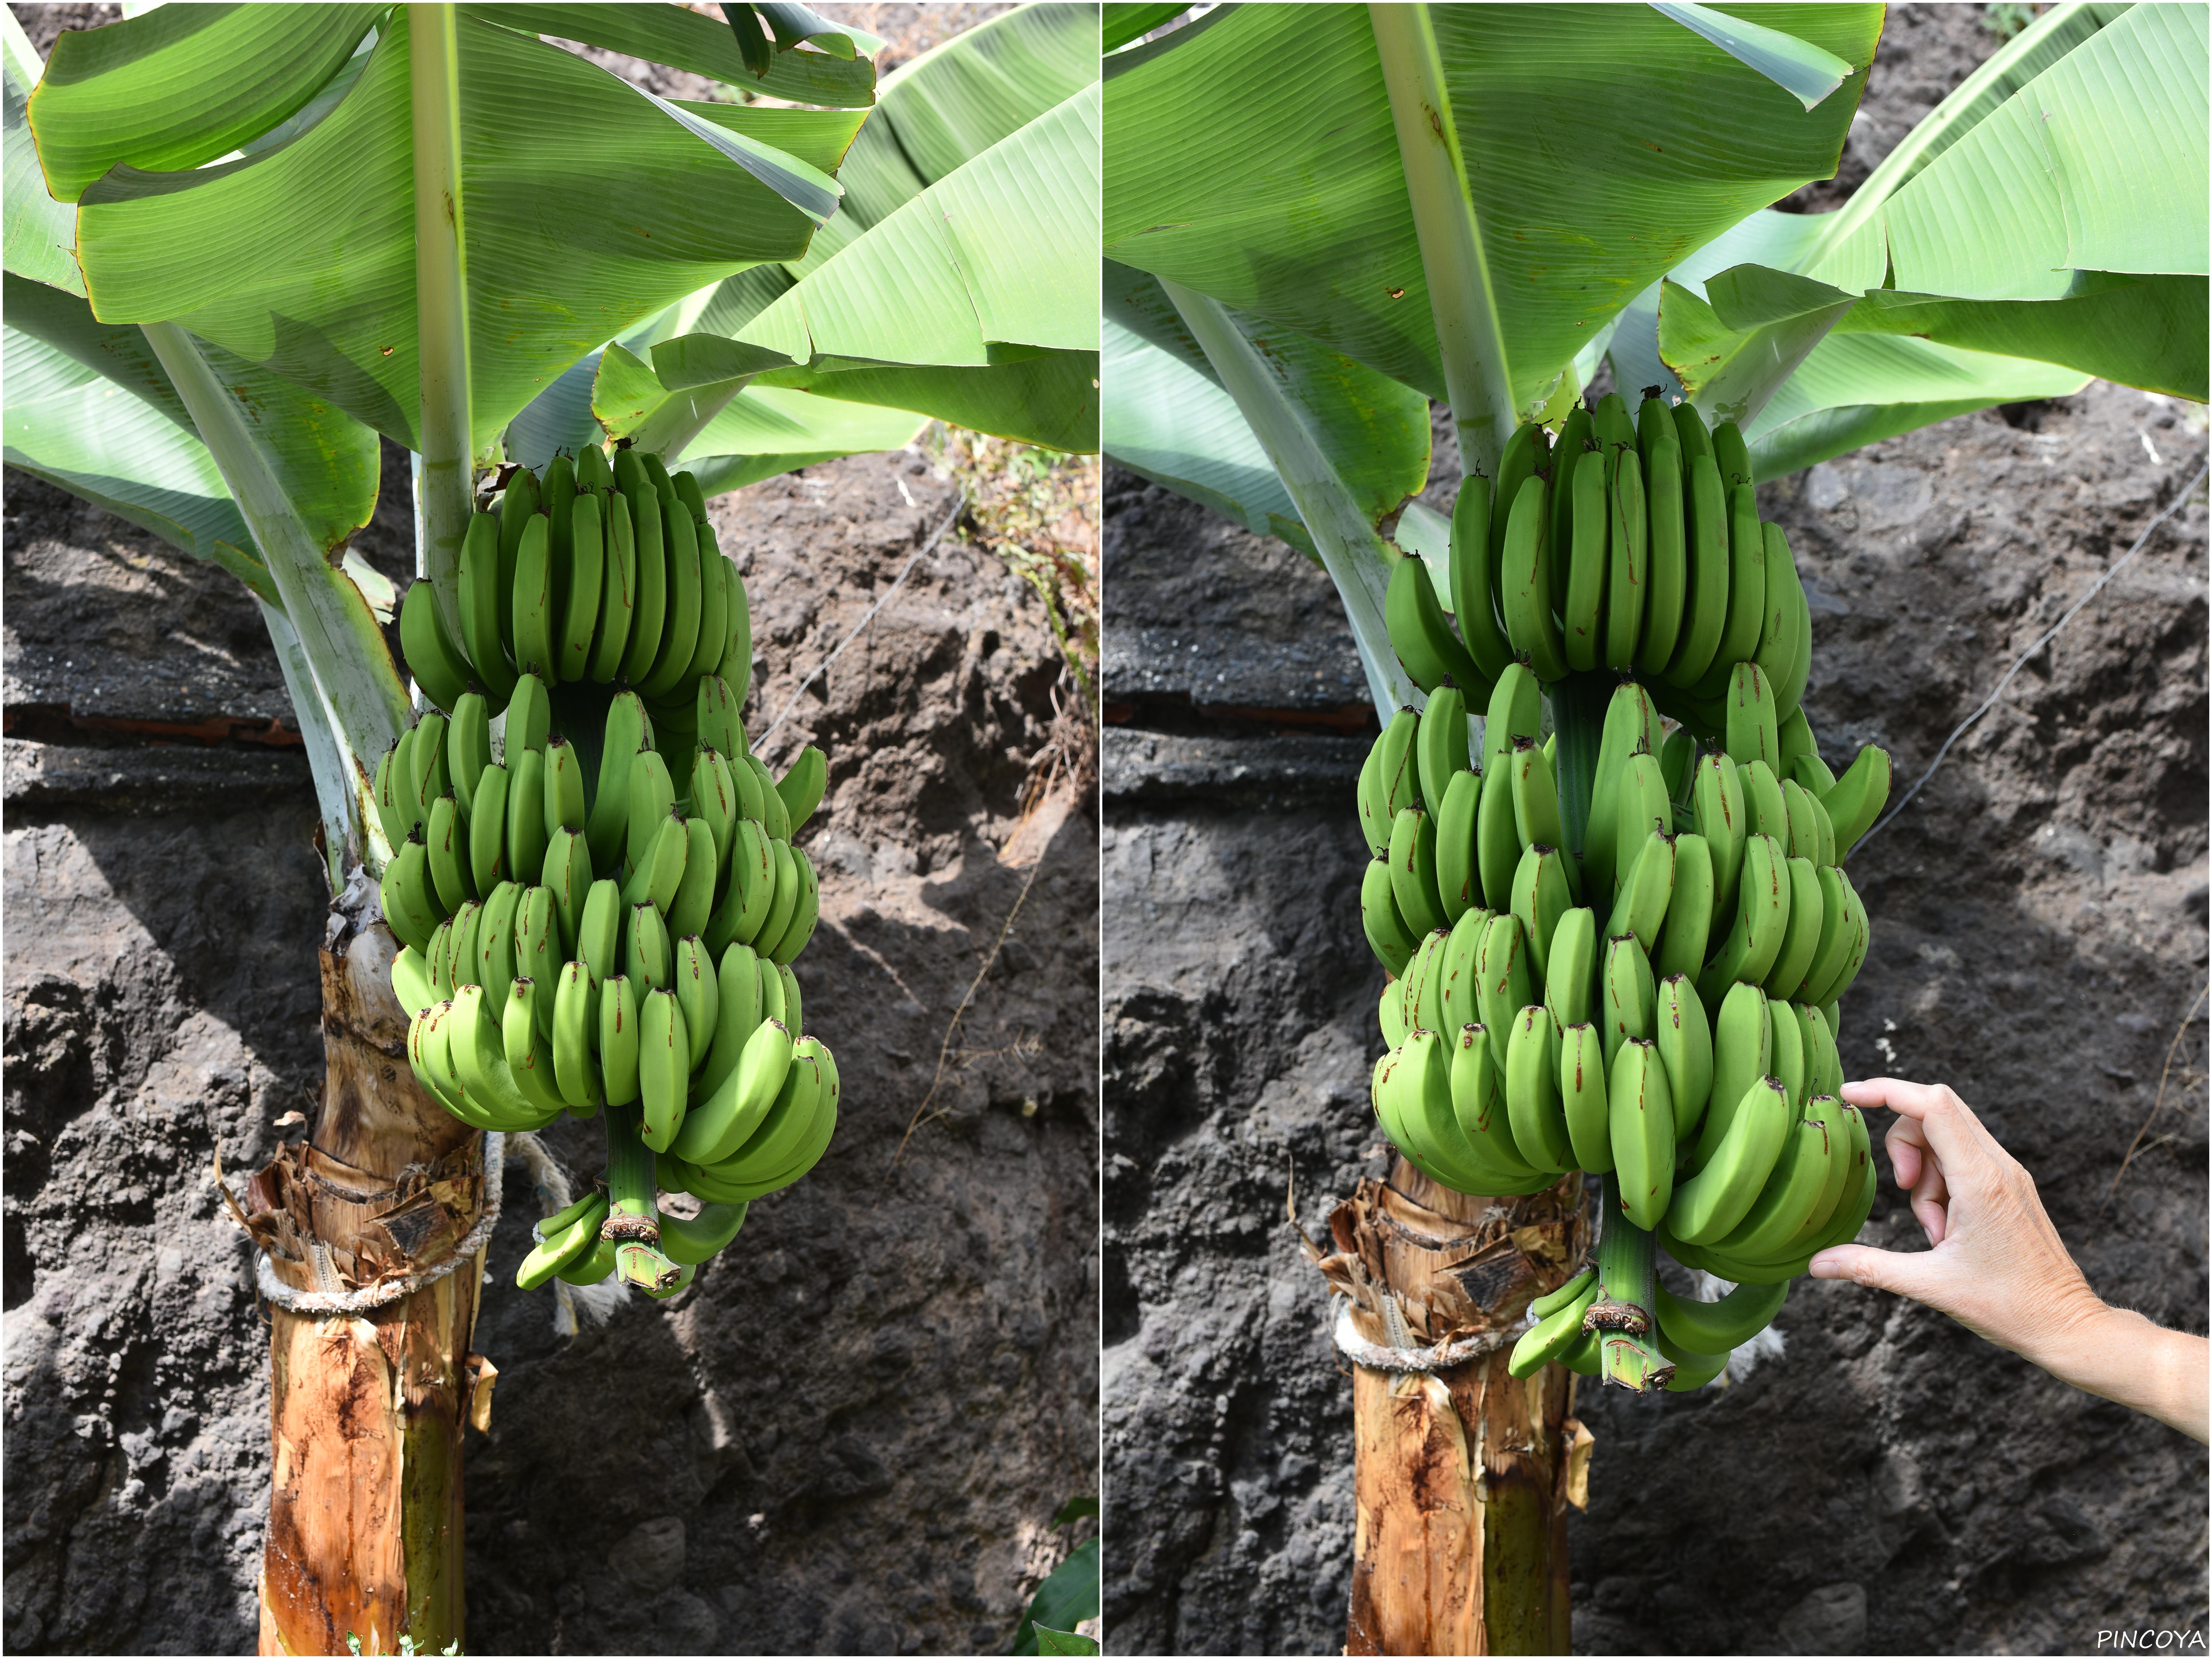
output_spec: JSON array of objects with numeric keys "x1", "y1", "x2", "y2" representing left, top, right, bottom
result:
[{"x1": 382, "y1": 451, "x2": 845, "y2": 1292}]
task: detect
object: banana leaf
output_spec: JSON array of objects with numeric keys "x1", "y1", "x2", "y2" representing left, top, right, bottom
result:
[
  {"x1": 65, "y1": 6, "x2": 851, "y2": 454},
  {"x1": 634, "y1": 2, "x2": 1102, "y2": 466}
]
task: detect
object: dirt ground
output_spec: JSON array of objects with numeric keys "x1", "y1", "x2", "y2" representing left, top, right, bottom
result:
[
  {"x1": 4, "y1": 431, "x2": 1100, "y2": 1655},
  {"x1": 1098, "y1": 8, "x2": 2209, "y2": 1654}
]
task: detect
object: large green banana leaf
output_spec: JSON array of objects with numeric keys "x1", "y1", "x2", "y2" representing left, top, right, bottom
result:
[
  {"x1": 1608, "y1": 0, "x2": 2206, "y2": 474},
  {"x1": 58, "y1": 6, "x2": 853, "y2": 455},
  {"x1": 623, "y1": 2, "x2": 1103, "y2": 465},
  {"x1": 1104, "y1": 3, "x2": 1881, "y2": 422}
]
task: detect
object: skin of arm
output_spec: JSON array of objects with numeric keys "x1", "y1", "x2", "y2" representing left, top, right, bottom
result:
[{"x1": 1809, "y1": 1076, "x2": 2209, "y2": 1445}]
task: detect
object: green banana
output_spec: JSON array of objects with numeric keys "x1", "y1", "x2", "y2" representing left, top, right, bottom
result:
[
  {"x1": 1447, "y1": 475, "x2": 1515, "y2": 684},
  {"x1": 1434, "y1": 905, "x2": 1494, "y2": 1040},
  {"x1": 1670, "y1": 401, "x2": 1713, "y2": 467},
  {"x1": 1398, "y1": 928, "x2": 1450, "y2": 1038},
  {"x1": 1508, "y1": 740, "x2": 1578, "y2": 895},
  {"x1": 622, "y1": 748, "x2": 678, "y2": 884},
  {"x1": 576, "y1": 878, "x2": 623, "y2": 987},
  {"x1": 448, "y1": 691, "x2": 492, "y2": 816},
  {"x1": 637, "y1": 987, "x2": 689, "y2": 1152},
  {"x1": 1762, "y1": 855, "x2": 1826, "y2": 1001},
  {"x1": 1385, "y1": 551, "x2": 1484, "y2": 694},
  {"x1": 392, "y1": 947, "x2": 435, "y2": 1019},
  {"x1": 706, "y1": 819, "x2": 778, "y2": 956},
  {"x1": 552, "y1": 959, "x2": 601, "y2": 1110},
  {"x1": 1548, "y1": 409, "x2": 1592, "y2": 595},
  {"x1": 504, "y1": 746, "x2": 549, "y2": 894},
  {"x1": 1692, "y1": 751, "x2": 1747, "y2": 925},
  {"x1": 1508, "y1": 1277, "x2": 1603, "y2": 1378},
  {"x1": 407, "y1": 714, "x2": 449, "y2": 825},
  {"x1": 1357, "y1": 733, "x2": 1392, "y2": 859},
  {"x1": 1653, "y1": 1279, "x2": 1788, "y2": 1355},
  {"x1": 1448, "y1": 1022, "x2": 1548, "y2": 1189},
  {"x1": 1664, "y1": 452, "x2": 1730, "y2": 689},
  {"x1": 1379, "y1": 983, "x2": 1409, "y2": 1049},
  {"x1": 1652, "y1": 832, "x2": 1713, "y2": 983},
  {"x1": 1752, "y1": 520, "x2": 1800, "y2": 702},
  {"x1": 1475, "y1": 759, "x2": 1523, "y2": 919},
  {"x1": 541, "y1": 736, "x2": 586, "y2": 834},
  {"x1": 1698, "y1": 832, "x2": 1790, "y2": 1004},
  {"x1": 1667, "y1": 1075, "x2": 1790, "y2": 1244},
  {"x1": 1602, "y1": 449, "x2": 1648, "y2": 673},
  {"x1": 496, "y1": 466, "x2": 541, "y2": 653},
  {"x1": 444, "y1": 901, "x2": 483, "y2": 995},
  {"x1": 757, "y1": 839, "x2": 801, "y2": 954},
  {"x1": 640, "y1": 489, "x2": 704, "y2": 699},
  {"x1": 1362, "y1": 858, "x2": 1420, "y2": 979},
  {"x1": 504, "y1": 670, "x2": 552, "y2": 757},
  {"x1": 625, "y1": 901, "x2": 672, "y2": 992},
  {"x1": 1434, "y1": 770, "x2": 1484, "y2": 924},
  {"x1": 1712, "y1": 1110, "x2": 1833, "y2": 1258},
  {"x1": 426, "y1": 794, "x2": 473, "y2": 913},
  {"x1": 1481, "y1": 662, "x2": 1542, "y2": 786},
  {"x1": 502, "y1": 978, "x2": 570, "y2": 1117},
  {"x1": 1653, "y1": 973, "x2": 1714, "y2": 1141},
  {"x1": 1415, "y1": 684, "x2": 1470, "y2": 813},
  {"x1": 511, "y1": 884, "x2": 561, "y2": 1001},
  {"x1": 400, "y1": 580, "x2": 473, "y2": 713},
  {"x1": 683, "y1": 519, "x2": 730, "y2": 688},
  {"x1": 1806, "y1": 875, "x2": 1871, "y2": 1008},
  {"x1": 457, "y1": 512, "x2": 517, "y2": 700},
  {"x1": 1636, "y1": 440, "x2": 1688, "y2": 677},
  {"x1": 1499, "y1": 474, "x2": 1570, "y2": 681},
  {"x1": 1487, "y1": 424, "x2": 1547, "y2": 607},
  {"x1": 588, "y1": 490, "x2": 637, "y2": 684},
  {"x1": 1600, "y1": 931, "x2": 1654, "y2": 1069},
  {"x1": 516, "y1": 1193, "x2": 610, "y2": 1289},
  {"x1": 1388, "y1": 808, "x2": 1449, "y2": 939},
  {"x1": 511, "y1": 513, "x2": 556, "y2": 679},
  {"x1": 1608, "y1": 1038, "x2": 1675, "y2": 1229},
  {"x1": 1694, "y1": 980, "x2": 1771, "y2": 1167},
  {"x1": 1711, "y1": 418, "x2": 1753, "y2": 490},
  {"x1": 1779, "y1": 777, "x2": 1818, "y2": 863},
  {"x1": 1690, "y1": 488, "x2": 1766, "y2": 701},
  {"x1": 1822, "y1": 744, "x2": 1892, "y2": 855},
  {"x1": 697, "y1": 941, "x2": 765, "y2": 1102},
  {"x1": 1767, "y1": 523, "x2": 1814, "y2": 715},
  {"x1": 1560, "y1": 1020, "x2": 1611, "y2": 1173},
  {"x1": 1611, "y1": 752, "x2": 1673, "y2": 880},
  {"x1": 625, "y1": 811, "x2": 689, "y2": 915},
  {"x1": 586, "y1": 690, "x2": 649, "y2": 871},
  {"x1": 657, "y1": 1201, "x2": 749, "y2": 1266},
  {"x1": 1797, "y1": 1002, "x2": 1844, "y2": 1099},
  {"x1": 767, "y1": 848, "x2": 820, "y2": 966},
  {"x1": 1605, "y1": 829, "x2": 1675, "y2": 956},
  {"x1": 1560, "y1": 450, "x2": 1608, "y2": 673},
  {"x1": 556, "y1": 492, "x2": 604, "y2": 684},
  {"x1": 1725, "y1": 661, "x2": 1779, "y2": 773},
  {"x1": 1543, "y1": 905, "x2": 1598, "y2": 1030},
  {"x1": 1508, "y1": 842, "x2": 1575, "y2": 981},
  {"x1": 1376, "y1": 1029, "x2": 1491, "y2": 1192},
  {"x1": 380, "y1": 836, "x2": 440, "y2": 954},
  {"x1": 540, "y1": 827, "x2": 588, "y2": 958},
  {"x1": 1582, "y1": 680, "x2": 1657, "y2": 896},
  {"x1": 1504, "y1": 1003, "x2": 1574, "y2": 1174},
  {"x1": 618, "y1": 479, "x2": 668, "y2": 688},
  {"x1": 557, "y1": 1233, "x2": 619, "y2": 1285},
  {"x1": 670, "y1": 934, "x2": 719, "y2": 1071},
  {"x1": 1660, "y1": 728, "x2": 1697, "y2": 810},
  {"x1": 1474, "y1": 914, "x2": 1532, "y2": 1077},
  {"x1": 702, "y1": 1029, "x2": 820, "y2": 1179},
  {"x1": 776, "y1": 745, "x2": 828, "y2": 836},
  {"x1": 1379, "y1": 705, "x2": 1423, "y2": 817},
  {"x1": 665, "y1": 816, "x2": 719, "y2": 941},
  {"x1": 598, "y1": 974, "x2": 641, "y2": 1106},
  {"x1": 474, "y1": 880, "x2": 521, "y2": 1006}
]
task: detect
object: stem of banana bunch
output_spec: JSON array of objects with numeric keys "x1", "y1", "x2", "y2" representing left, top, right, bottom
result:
[
  {"x1": 1547, "y1": 673, "x2": 1610, "y2": 868},
  {"x1": 1590, "y1": 1175, "x2": 1673, "y2": 1392}
]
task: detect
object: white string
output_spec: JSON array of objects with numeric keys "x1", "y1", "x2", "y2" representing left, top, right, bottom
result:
[
  {"x1": 255, "y1": 1133, "x2": 504, "y2": 1315},
  {"x1": 756, "y1": 492, "x2": 964, "y2": 752},
  {"x1": 1857, "y1": 455, "x2": 2208, "y2": 849}
]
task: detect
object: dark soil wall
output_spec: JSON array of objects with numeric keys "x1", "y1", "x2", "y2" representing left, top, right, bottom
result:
[
  {"x1": 4, "y1": 440, "x2": 1100, "y2": 1655},
  {"x1": 1098, "y1": 13, "x2": 2209, "y2": 1652}
]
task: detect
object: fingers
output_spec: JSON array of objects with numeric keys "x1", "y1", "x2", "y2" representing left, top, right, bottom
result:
[
  {"x1": 1911, "y1": 1155, "x2": 1950, "y2": 1247},
  {"x1": 1886, "y1": 1122, "x2": 1926, "y2": 1194},
  {"x1": 1809, "y1": 1242, "x2": 1941, "y2": 1304},
  {"x1": 1843, "y1": 1077, "x2": 1991, "y2": 1174}
]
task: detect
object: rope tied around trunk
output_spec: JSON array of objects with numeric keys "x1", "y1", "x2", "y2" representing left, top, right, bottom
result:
[{"x1": 248, "y1": 1134, "x2": 505, "y2": 1316}]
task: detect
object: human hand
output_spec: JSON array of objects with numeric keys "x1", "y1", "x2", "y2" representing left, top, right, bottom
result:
[
  {"x1": 1807, "y1": 1077, "x2": 2102, "y2": 1360},
  {"x1": 1811, "y1": 1077, "x2": 2207, "y2": 1443}
]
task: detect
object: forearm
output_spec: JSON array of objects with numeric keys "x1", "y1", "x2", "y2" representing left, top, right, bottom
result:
[{"x1": 2030, "y1": 1305, "x2": 2210, "y2": 1445}]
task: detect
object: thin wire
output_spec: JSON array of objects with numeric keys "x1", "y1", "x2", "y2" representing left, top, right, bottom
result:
[
  {"x1": 1857, "y1": 455, "x2": 2207, "y2": 849},
  {"x1": 757, "y1": 491, "x2": 964, "y2": 753}
]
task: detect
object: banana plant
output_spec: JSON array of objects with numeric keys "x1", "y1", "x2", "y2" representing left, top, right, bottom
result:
[
  {"x1": 5, "y1": 3, "x2": 1097, "y2": 1648},
  {"x1": 1103, "y1": 1, "x2": 2205, "y2": 1646}
]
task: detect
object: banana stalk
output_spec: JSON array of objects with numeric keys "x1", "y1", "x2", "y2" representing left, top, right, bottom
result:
[{"x1": 1589, "y1": 1173, "x2": 1673, "y2": 1392}]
